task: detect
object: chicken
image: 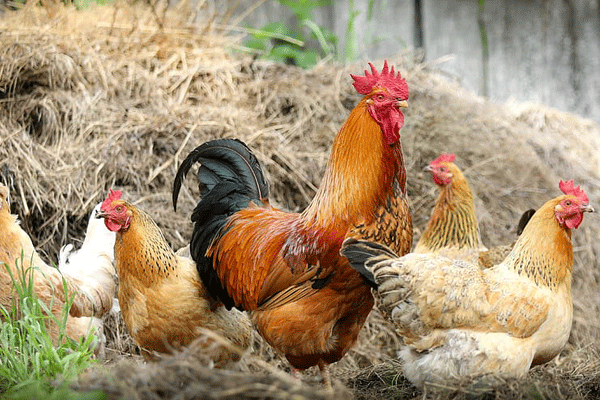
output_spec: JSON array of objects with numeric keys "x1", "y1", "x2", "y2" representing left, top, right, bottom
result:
[
  {"x1": 97, "y1": 189, "x2": 252, "y2": 365},
  {"x1": 58, "y1": 202, "x2": 117, "y2": 314},
  {"x1": 172, "y1": 61, "x2": 411, "y2": 385},
  {"x1": 59, "y1": 202, "x2": 115, "y2": 272},
  {"x1": 341, "y1": 180, "x2": 594, "y2": 387},
  {"x1": 58, "y1": 201, "x2": 118, "y2": 353},
  {"x1": 0, "y1": 184, "x2": 115, "y2": 350},
  {"x1": 415, "y1": 153, "x2": 534, "y2": 268},
  {"x1": 413, "y1": 153, "x2": 487, "y2": 263}
]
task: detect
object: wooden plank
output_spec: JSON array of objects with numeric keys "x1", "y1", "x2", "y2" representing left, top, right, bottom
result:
[
  {"x1": 330, "y1": 0, "x2": 415, "y2": 62},
  {"x1": 228, "y1": 0, "x2": 600, "y2": 123},
  {"x1": 421, "y1": 0, "x2": 484, "y2": 95}
]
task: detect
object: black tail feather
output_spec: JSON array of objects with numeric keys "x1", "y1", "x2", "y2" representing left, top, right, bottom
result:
[
  {"x1": 173, "y1": 138, "x2": 269, "y2": 211},
  {"x1": 516, "y1": 208, "x2": 536, "y2": 236},
  {"x1": 340, "y1": 238, "x2": 399, "y2": 288},
  {"x1": 172, "y1": 139, "x2": 270, "y2": 309}
]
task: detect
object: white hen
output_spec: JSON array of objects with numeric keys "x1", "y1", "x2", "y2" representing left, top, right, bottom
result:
[
  {"x1": 60, "y1": 203, "x2": 115, "y2": 269},
  {"x1": 59, "y1": 202, "x2": 117, "y2": 315}
]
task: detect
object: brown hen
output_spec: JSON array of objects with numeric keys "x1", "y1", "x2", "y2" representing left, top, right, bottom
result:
[{"x1": 98, "y1": 190, "x2": 252, "y2": 366}]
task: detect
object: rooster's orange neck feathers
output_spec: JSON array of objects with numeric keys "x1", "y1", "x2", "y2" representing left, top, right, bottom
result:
[{"x1": 297, "y1": 96, "x2": 404, "y2": 251}]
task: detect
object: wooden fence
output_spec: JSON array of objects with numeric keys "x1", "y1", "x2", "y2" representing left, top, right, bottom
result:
[{"x1": 234, "y1": 0, "x2": 600, "y2": 124}]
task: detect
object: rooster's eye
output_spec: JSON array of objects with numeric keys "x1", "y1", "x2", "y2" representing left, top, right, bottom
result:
[
  {"x1": 116, "y1": 206, "x2": 123, "y2": 212},
  {"x1": 565, "y1": 200, "x2": 572, "y2": 206},
  {"x1": 377, "y1": 94, "x2": 384, "y2": 101}
]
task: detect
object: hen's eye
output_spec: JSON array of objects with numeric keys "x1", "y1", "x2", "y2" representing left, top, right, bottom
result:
[
  {"x1": 565, "y1": 200, "x2": 572, "y2": 206},
  {"x1": 116, "y1": 206, "x2": 124, "y2": 212},
  {"x1": 377, "y1": 94, "x2": 384, "y2": 100}
]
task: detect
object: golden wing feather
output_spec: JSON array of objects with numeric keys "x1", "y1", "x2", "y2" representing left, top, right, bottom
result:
[{"x1": 371, "y1": 254, "x2": 551, "y2": 340}]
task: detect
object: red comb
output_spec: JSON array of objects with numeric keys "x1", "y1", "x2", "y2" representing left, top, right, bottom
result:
[
  {"x1": 559, "y1": 180, "x2": 589, "y2": 204},
  {"x1": 101, "y1": 189, "x2": 122, "y2": 210},
  {"x1": 351, "y1": 60, "x2": 409, "y2": 99},
  {"x1": 430, "y1": 153, "x2": 456, "y2": 166}
]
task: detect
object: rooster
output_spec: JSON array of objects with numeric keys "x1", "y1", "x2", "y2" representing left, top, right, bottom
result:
[
  {"x1": 341, "y1": 180, "x2": 594, "y2": 387},
  {"x1": 0, "y1": 184, "x2": 115, "y2": 350},
  {"x1": 97, "y1": 189, "x2": 252, "y2": 365},
  {"x1": 172, "y1": 61, "x2": 411, "y2": 385}
]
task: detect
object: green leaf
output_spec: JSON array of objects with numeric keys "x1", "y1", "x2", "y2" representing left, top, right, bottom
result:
[
  {"x1": 345, "y1": 7, "x2": 360, "y2": 61},
  {"x1": 256, "y1": 21, "x2": 290, "y2": 38},
  {"x1": 293, "y1": 50, "x2": 319, "y2": 69},
  {"x1": 244, "y1": 37, "x2": 269, "y2": 52},
  {"x1": 269, "y1": 44, "x2": 300, "y2": 63},
  {"x1": 278, "y1": 0, "x2": 331, "y2": 24},
  {"x1": 302, "y1": 19, "x2": 334, "y2": 56}
]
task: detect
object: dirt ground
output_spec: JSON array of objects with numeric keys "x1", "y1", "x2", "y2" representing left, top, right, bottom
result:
[{"x1": 0, "y1": 2, "x2": 599, "y2": 399}]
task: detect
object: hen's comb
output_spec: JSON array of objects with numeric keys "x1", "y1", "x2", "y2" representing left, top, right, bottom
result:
[
  {"x1": 101, "y1": 189, "x2": 122, "y2": 210},
  {"x1": 430, "y1": 153, "x2": 456, "y2": 166},
  {"x1": 351, "y1": 60, "x2": 409, "y2": 99},
  {"x1": 559, "y1": 180, "x2": 589, "y2": 204}
]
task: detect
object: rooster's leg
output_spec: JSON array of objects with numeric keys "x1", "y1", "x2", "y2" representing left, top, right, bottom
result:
[{"x1": 318, "y1": 360, "x2": 332, "y2": 389}]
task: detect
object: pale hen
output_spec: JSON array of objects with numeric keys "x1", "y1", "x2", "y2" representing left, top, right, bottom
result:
[{"x1": 341, "y1": 180, "x2": 593, "y2": 387}]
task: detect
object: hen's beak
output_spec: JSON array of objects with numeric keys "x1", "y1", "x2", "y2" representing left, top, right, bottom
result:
[
  {"x1": 95, "y1": 209, "x2": 106, "y2": 219},
  {"x1": 397, "y1": 100, "x2": 409, "y2": 108},
  {"x1": 581, "y1": 204, "x2": 595, "y2": 213},
  {"x1": 423, "y1": 165, "x2": 433, "y2": 172}
]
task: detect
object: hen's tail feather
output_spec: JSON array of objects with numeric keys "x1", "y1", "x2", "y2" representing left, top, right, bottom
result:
[
  {"x1": 172, "y1": 138, "x2": 269, "y2": 211},
  {"x1": 58, "y1": 244, "x2": 74, "y2": 269},
  {"x1": 517, "y1": 208, "x2": 536, "y2": 236},
  {"x1": 340, "y1": 238, "x2": 399, "y2": 288}
]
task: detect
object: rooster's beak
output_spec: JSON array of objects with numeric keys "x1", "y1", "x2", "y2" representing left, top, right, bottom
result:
[
  {"x1": 397, "y1": 100, "x2": 409, "y2": 109},
  {"x1": 95, "y1": 209, "x2": 106, "y2": 219},
  {"x1": 581, "y1": 204, "x2": 595, "y2": 213},
  {"x1": 423, "y1": 165, "x2": 433, "y2": 172}
]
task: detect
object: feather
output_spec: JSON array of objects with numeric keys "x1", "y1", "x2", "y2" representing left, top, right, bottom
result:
[
  {"x1": 340, "y1": 237, "x2": 398, "y2": 288},
  {"x1": 516, "y1": 208, "x2": 536, "y2": 236},
  {"x1": 173, "y1": 139, "x2": 269, "y2": 211},
  {"x1": 173, "y1": 140, "x2": 271, "y2": 309},
  {"x1": 189, "y1": 181, "x2": 250, "y2": 308}
]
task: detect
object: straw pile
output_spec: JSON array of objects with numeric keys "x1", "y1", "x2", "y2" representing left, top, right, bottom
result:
[{"x1": 1, "y1": 1, "x2": 599, "y2": 399}]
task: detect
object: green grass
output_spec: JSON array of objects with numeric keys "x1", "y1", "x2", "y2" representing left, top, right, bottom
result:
[{"x1": 0, "y1": 256, "x2": 103, "y2": 399}]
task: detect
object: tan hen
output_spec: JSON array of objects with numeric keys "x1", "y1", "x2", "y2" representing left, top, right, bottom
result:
[{"x1": 341, "y1": 180, "x2": 593, "y2": 387}]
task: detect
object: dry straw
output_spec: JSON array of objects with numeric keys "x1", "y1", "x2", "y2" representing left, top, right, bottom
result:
[{"x1": 0, "y1": 1, "x2": 599, "y2": 398}]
